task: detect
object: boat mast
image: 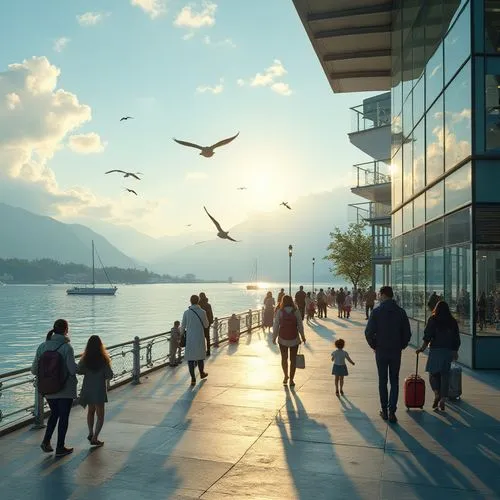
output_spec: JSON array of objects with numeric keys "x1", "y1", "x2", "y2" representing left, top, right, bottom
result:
[{"x1": 92, "y1": 240, "x2": 95, "y2": 287}]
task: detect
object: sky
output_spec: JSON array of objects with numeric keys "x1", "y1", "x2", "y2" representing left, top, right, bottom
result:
[{"x1": 0, "y1": 0, "x2": 379, "y2": 238}]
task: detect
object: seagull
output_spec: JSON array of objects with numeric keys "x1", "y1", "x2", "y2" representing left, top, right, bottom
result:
[
  {"x1": 237, "y1": 187, "x2": 247, "y2": 190},
  {"x1": 203, "y1": 206, "x2": 240, "y2": 242},
  {"x1": 281, "y1": 202, "x2": 292, "y2": 210},
  {"x1": 125, "y1": 188, "x2": 138, "y2": 196},
  {"x1": 105, "y1": 170, "x2": 142, "y2": 180},
  {"x1": 173, "y1": 132, "x2": 240, "y2": 158},
  {"x1": 186, "y1": 224, "x2": 192, "y2": 227},
  {"x1": 120, "y1": 116, "x2": 134, "y2": 121}
]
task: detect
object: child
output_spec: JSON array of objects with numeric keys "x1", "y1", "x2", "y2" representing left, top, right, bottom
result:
[
  {"x1": 169, "y1": 320, "x2": 182, "y2": 366},
  {"x1": 305, "y1": 292, "x2": 316, "y2": 321},
  {"x1": 77, "y1": 335, "x2": 113, "y2": 447},
  {"x1": 331, "y1": 338, "x2": 355, "y2": 396},
  {"x1": 343, "y1": 291, "x2": 353, "y2": 319},
  {"x1": 228, "y1": 313, "x2": 241, "y2": 343}
]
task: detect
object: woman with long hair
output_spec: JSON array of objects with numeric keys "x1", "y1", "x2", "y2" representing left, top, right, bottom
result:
[
  {"x1": 262, "y1": 291, "x2": 275, "y2": 333},
  {"x1": 272, "y1": 295, "x2": 306, "y2": 386},
  {"x1": 77, "y1": 335, "x2": 113, "y2": 446},
  {"x1": 416, "y1": 300, "x2": 461, "y2": 411}
]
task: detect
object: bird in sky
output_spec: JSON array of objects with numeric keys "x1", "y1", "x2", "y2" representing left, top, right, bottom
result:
[
  {"x1": 105, "y1": 170, "x2": 142, "y2": 180},
  {"x1": 120, "y1": 116, "x2": 134, "y2": 121},
  {"x1": 281, "y1": 202, "x2": 292, "y2": 210},
  {"x1": 237, "y1": 187, "x2": 247, "y2": 190},
  {"x1": 186, "y1": 224, "x2": 192, "y2": 227},
  {"x1": 203, "y1": 206, "x2": 240, "y2": 242},
  {"x1": 173, "y1": 132, "x2": 240, "y2": 158},
  {"x1": 125, "y1": 188, "x2": 138, "y2": 196}
]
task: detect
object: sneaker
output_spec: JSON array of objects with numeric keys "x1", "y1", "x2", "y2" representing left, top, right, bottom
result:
[
  {"x1": 380, "y1": 409, "x2": 388, "y2": 421},
  {"x1": 388, "y1": 412, "x2": 398, "y2": 423},
  {"x1": 200, "y1": 372, "x2": 209, "y2": 380},
  {"x1": 40, "y1": 442, "x2": 53, "y2": 453},
  {"x1": 55, "y1": 447, "x2": 74, "y2": 457}
]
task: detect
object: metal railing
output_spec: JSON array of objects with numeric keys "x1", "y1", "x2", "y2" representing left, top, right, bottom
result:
[
  {"x1": 348, "y1": 202, "x2": 391, "y2": 223},
  {"x1": 0, "y1": 308, "x2": 263, "y2": 435},
  {"x1": 350, "y1": 97, "x2": 391, "y2": 133},
  {"x1": 353, "y1": 160, "x2": 392, "y2": 188}
]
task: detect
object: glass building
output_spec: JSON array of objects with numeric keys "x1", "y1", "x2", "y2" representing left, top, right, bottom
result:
[{"x1": 293, "y1": 0, "x2": 500, "y2": 368}]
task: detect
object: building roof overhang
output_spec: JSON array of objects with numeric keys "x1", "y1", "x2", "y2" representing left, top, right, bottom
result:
[{"x1": 292, "y1": 0, "x2": 392, "y2": 93}]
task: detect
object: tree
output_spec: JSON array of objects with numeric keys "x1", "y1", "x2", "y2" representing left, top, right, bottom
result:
[{"x1": 324, "y1": 223, "x2": 372, "y2": 290}]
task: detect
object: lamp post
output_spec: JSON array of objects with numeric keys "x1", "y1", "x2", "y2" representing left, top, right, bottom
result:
[
  {"x1": 288, "y1": 245, "x2": 293, "y2": 295},
  {"x1": 312, "y1": 257, "x2": 315, "y2": 294}
]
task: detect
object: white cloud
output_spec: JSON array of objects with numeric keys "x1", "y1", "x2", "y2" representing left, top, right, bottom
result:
[
  {"x1": 53, "y1": 37, "x2": 70, "y2": 53},
  {"x1": 185, "y1": 171, "x2": 208, "y2": 181},
  {"x1": 174, "y1": 1, "x2": 217, "y2": 29},
  {"x1": 236, "y1": 79, "x2": 245, "y2": 87},
  {"x1": 77, "y1": 12, "x2": 108, "y2": 26},
  {"x1": 68, "y1": 132, "x2": 106, "y2": 154},
  {"x1": 183, "y1": 32, "x2": 195, "y2": 40},
  {"x1": 131, "y1": 0, "x2": 166, "y2": 19},
  {"x1": 240, "y1": 60, "x2": 293, "y2": 96},
  {"x1": 203, "y1": 35, "x2": 235, "y2": 48},
  {"x1": 196, "y1": 78, "x2": 224, "y2": 94},
  {"x1": 271, "y1": 82, "x2": 292, "y2": 96},
  {"x1": 5, "y1": 92, "x2": 21, "y2": 110}
]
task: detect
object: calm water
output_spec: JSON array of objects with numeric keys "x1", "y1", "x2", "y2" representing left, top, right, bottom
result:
[{"x1": 0, "y1": 282, "x2": 338, "y2": 373}]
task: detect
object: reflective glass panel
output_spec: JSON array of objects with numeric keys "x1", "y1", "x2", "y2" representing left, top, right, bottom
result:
[
  {"x1": 414, "y1": 194, "x2": 425, "y2": 227},
  {"x1": 392, "y1": 259, "x2": 403, "y2": 306},
  {"x1": 426, "y1": 96, "x2": 444, "y2": 183},
  {"x1": 444, "y1": 3, "x2": 470, "y2": 84},
  {"x1": 403, "y1": 138, "x2": 413, "y2": 201},
  {"x1": 476, "y1": 249, "x2": 500, "y2": 336},
  {"x1": 413, "y1": 253, "x2": 426, "y2": 321},
  {"x1": 485, "y1": 68, "x2": 500, "y2": 151},
  {"x1": 403, "y1": 256, "x2": 414, "y2": 316},
  {"x1": 393, "y1": 209, "x2": 403, "y2": 237},
  {"x1": 393, "y1": 148, "x2": 403, "y2": 208},
  {"x1": 445, "y1": 61, "x2": 471, "y2": 170},
  {"x1": 485, "y1": 0, "x2": 500, "y2": 54},
  {"x1": 413, "y1": 76, "x2": 425, "y2": 126},
  {"x1": 425, "y1": 0, "x2": 444, "y2": 109},
  {"x1": 445, "y1": 163, "x2": 471, "y2": 213},
  {"x1": 403, "y1": 93, "x2": 413, "y2": 140},
  {"x1": 426, "y1": 248, "x2": 445, "y2": 308},
  {"x1": 445, "y1": 207, "x2": 471, "y2": 245},
  {"x1": 427, "y1": 218, "x2": 445, "y2": 249},
  {"x1": 426, "y1": 181, "x2": 444, "y2": 221},
  {"x1": 403, "y1": 202, "x2": 414, "y2": 233},
  {"x1": 413, "y1": 119, "x2": 425, "y2": 192}
]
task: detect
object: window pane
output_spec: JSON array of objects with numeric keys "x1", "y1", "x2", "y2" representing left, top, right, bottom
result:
[
  {"x1": 476, "y1": 249, "x2": 500, "y2": 336},
  {"x1": 414, "y1": 225, "x2": 425, "y2": 253},
  {"x1": 414, "y1": 194, "x2": 425, "y2": 227},
  {"x1": 393, "y1": 209, "x2": 403, "y2": 237},
  {"x1": 413, "y1": 119, "x2": 425, "y2": 192},
  {"x1": 403, "y1": 202, "x2": 414, "y2": 233},
  {"x1": 392, "y1": 148, "x2": 403, "y2": 207},
  {"x1": 413, "y1": 76, "x2": 425, "y2": 126},
  {"x1": 426, "y1": 95, "x2": 444, "y2": 183},
  {"x1": 413, "y1": 253, "x2": 426, "y2": 321},
  {"x1": 392, "y1": 259, "x2": 403, "y2": 306},
  {"x1": 445, "y1": 163, "x2": 471, "y2": 212},
  {"x1": 445, "y1": 61, "x2": 471, "y2": 170},
  {"x1": 485, "y1": 0, "x2": 500, "y2": 53},
  {"x1": 403, "y1": 256, "x2": 414, "y2": 317},
  {"x1": 426, "y1": 218, "x2": 445, "y2": 249},
  {"x1": 426, "y1": 248, "x2": 445, "y2": 306},
  {"x1": 403, "y1": 231, "x2": 414, "y2": 256},
  {"x1": 444, "y1": 3, "x2": 470, "y2": 84},
  {"x1": 426, "y1": 181, "x2": 444, "y2": 221},
  {"x1": 445, "y1": 207, "x2": 471, "y2": 245},
  {"x1": 403, "y1": 93, "x2": 413, "y2": 140},
  {"x1": 393, "y1": 235, "x2": 403, "y2": 260},
  {"x1": 403, "y1": 138, "x2": 413, "y2": 201},
  {"x1": 425, "y1": 1, "x2": 444, "y2": 108},
  {"x1": 485, "y1": 69, "x2": 500, "y2": 151}
]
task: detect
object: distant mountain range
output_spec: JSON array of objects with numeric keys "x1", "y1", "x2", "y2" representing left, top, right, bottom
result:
[{"x1": 0, "y1": 188, "x2": 357, "y2": 282}]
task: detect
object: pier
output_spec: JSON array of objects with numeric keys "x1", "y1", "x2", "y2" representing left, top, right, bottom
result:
[{"x1": 1, "y1": 309, "x2": 500, "y2": 499}]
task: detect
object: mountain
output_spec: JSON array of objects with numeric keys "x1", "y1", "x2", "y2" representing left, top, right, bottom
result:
[
  {"x1": 0, "y1": 203, "x2": 140, "y2": 269},
  {"x1": 150, "y1": 188, "x2": 359, "y2": 282}
]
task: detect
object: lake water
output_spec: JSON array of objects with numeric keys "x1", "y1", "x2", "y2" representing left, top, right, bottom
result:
[{"x1": 0, "y1": 281, "x2": 339, "y2": 373}]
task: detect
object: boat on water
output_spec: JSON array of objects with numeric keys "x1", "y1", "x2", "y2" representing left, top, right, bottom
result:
[
  {"x1": 246, "y1": 259, "x2": 260, "y2": 290},
  {"x1": 67, "y1": 240, "x2": 117, "y2": 296}
]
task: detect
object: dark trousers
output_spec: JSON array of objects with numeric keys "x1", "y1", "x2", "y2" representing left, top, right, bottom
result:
[
  {"x1": 375, "y1": 351, "x2": 402, "y2": 413},
  {"x1": 337, "y1": 303, "x2": 344, "y2": 317},
  {"x1": 188, "y1": 360, "x2": 205, "y2": 379},
  {"x1": 366, "y1": 304, "x2": 374, "y2": 319},
  {"x1": 279, "y1": 344, "x2": 299, "y2": 381},
  {"x1": 429, "y1": 371, "x2": 450, "y2": 398},
  {"x1": 318, "y1": 303, "x2": 327, "y2": 318},
  {"x1": 297, "y1": 305, "x2": 305, "y2": 320},
  {"x1": 204, "y1": 327, "x2": 211, "y2": 354},
  {"x1": 43, "y1": 398, "x2": 73, "y2": 449}
]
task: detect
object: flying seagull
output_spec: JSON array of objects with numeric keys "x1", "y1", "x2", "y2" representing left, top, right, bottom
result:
[
  {"x1": 125, "y1": 188, "x2": 138, "y2": 196},
  {"x1": 173, "y1": 132, "x2": 240, "y2": 158},
  {"x1": 186, "y1": 224, "x2": 192, "y2": 227},
  {"x1": 280, "y1": 202, "x2": 292, "y2": 210},
  {"x1": 203, "y1": 206, "x2": 240, "y2": 242},
  {"x1": 237, "y1": 187, "x2": 247, "y2": 190},
  {"x1": 105, "y1": 170, "x2": 142, "y2": 180},
  {"x1": 120, "y1": 116, "x2": 134, "y2": 121}
]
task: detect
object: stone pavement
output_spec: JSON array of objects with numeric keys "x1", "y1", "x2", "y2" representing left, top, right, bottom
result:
[{"x1": 1, "y1": 309, "x2": 500, "y2": 500}]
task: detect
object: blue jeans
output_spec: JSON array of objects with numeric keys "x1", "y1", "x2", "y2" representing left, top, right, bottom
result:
[
  {"x1": 44, "y1": 398, "x2": 73, "y2": 449},
  {"x1": 375, "y1": 351, "x2": 402, "y2": 413}
]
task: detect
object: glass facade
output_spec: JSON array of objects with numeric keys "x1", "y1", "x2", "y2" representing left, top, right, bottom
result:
[{"x1": 391, "y1": 0, "x2": 500, "y2": 369}]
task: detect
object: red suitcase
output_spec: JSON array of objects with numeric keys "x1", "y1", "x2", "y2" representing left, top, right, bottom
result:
[{"x1": 404, "y1": 353, "x2": 425, "y2": 410}]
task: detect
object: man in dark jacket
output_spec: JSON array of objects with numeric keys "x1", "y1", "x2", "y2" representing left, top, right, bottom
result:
[
  {"x1": 199, "y1": 292, "x2": 214, "y2": 356},
  {"x1": 365, "y1": 286, "x2": 411, "y2": 423},
  {"x1": 295, "y1": 286, "x2": 306, "y2": 320}
]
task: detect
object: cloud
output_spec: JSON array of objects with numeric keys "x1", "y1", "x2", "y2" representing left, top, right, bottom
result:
[
  {"x1": 68, "y1": 132, "x2": 106, "y2": 154},
  {"x1": 174, "y1": 1, "x2": 217, "y2": 29},
  {"x1": 182, "y1": 32, "x2": 195, "y2": 40},
  {"x1": 185, "y1": 172, "x2": 208, "y2": 180},
  {"x1": 131, "y1": 0, "x2": 166, "y2": 19},
  {"x1": 77, "y1": 12, "x2": 108, "y2": 26},
  {"x1": 5, "y1": 92, "x2": 21, "y2": 110},
  {"x1": 53, "y1": 37, "x2": 70, "y2": 53},
  {"x1": 196, "y1": 78, "x2": 224, "y2": 94},
  {"x1": 271, "y1": 82, "x2": 292, "y2": 96},
  {"x1": 236, "y1": 79, "x2": 245, "y2": 87},
  {"x1": 239, "y1": 60, "x2": 293, "y2": 96},
  {"x1": 203, "y1": 35, "x2": 235, "y2": 48}
]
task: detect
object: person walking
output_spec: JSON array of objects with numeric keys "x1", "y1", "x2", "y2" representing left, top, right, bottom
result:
[
  {"x1": 416, "y1": 300, "x2": 460, "y2": 411},
  {"x1": 365, "y1": 286, "x2": 411, "y2": 423},
  {"x1": 277, "y1": 288, "x2": 285, "y2": 306},
  {"x1": 317, "y1": 288, "x2": 327, "y2": 319},
  {"x1": 199, "y1": 292, "x2": 214, "y2": 356},
  {"x1": 336, "y1": 288, "x2": 346, "y2": 318},
  {"x1": 263, "y1": 291, "x2": 276, "y2": 333},
  {"x1": 77, "y1": 335, "x2": 114, "y2": 447},
  {"x1": 331, "y1": 338, "x2": 355, "y2": 396},
  {"x1": 273, "y1": 295, "x2": 306, "y2": 387},
  {"x1": 295, "y1": 286, "x2": 307, "y2": 320},
  {"x1": 343, "y1": 291, "x2": 353, "y2": 319},
  {"x1": 181, "y1": 295, "x2": 210, "y2": 386},
  {"x1": 169, "y1": 320, "x2": 182, "y2": 366},
  {"x1": 365, "y1": 287, "x2": 377, "y2": 319},
  {"x1": 31, "y1": 319, "x2": 77, "y2": 457}
]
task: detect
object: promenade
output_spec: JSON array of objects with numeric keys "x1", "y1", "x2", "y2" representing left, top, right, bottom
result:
[{"x1": 1, "y1": 309, "x2": 500, "y2": 499}]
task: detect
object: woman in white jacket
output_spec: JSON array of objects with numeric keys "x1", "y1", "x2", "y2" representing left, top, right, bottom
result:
[{"x1": 181, "y1": 295, "x2": 210, "y2": 386}]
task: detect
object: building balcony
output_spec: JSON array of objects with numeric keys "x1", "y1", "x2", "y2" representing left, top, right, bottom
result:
[
  {"x1": 348, "y1": 92, "x2": 391, "y2": 161},
  {"x1": 351, "y1": 160, "x2": 391, "y2": 204},
  {"x1": 348, "y1": 202, "x2": 391, "y2": 224}
]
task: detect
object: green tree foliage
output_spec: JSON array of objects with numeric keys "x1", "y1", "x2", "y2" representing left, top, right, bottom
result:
[{"x1": 324, "y1": 223, "x2": 372, "y2": 290}]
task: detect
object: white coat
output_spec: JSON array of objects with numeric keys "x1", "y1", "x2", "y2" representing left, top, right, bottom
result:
[{"x1": 181, "y1": 305, "x2": 209, "y2": 361}]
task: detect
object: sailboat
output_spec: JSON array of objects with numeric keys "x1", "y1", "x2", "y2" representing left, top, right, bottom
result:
[
  {"x1": 67, "y1": 240, "x2": 117, "y2": 296},
  {"x1": 246, "y1": 259, "x2": 260, "y2": 290}
]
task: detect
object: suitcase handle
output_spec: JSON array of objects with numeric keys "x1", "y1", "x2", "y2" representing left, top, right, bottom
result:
[{"x1": 415, "y1": 351, "x2": 419, "y2": 376}]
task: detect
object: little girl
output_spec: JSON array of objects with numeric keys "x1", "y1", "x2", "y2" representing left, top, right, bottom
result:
[
  {"x1": 331, "y1": 338, "x2": 355, "y2": 396},
  {"x1": 77, "y1": 335, "x2": 113, "y2": 447}
]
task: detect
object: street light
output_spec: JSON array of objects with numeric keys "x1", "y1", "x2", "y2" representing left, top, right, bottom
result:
[
  {"x1": 312, "y1": 257, "x2": 316, "y2": 294},
  {"x1": 288, "y1": 245, "x2": 293, "y2": 295}
]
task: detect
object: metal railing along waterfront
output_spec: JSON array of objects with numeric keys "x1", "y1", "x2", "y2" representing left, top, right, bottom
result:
[{"x1": 0, "y1": 308, "x2": 263, "y2": 435}]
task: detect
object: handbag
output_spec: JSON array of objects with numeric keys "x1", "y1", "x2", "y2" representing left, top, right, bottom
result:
[
  {"x1": 180, "y1": 308, "x2": 205, "y2": 348},
  {"x1": 296, "y1": 344, "x2": 305, "y2": 369}
]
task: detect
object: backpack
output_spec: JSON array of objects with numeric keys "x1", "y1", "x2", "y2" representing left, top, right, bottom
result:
[
  {"x1": 279, "y1": 310, "x2": 298, "y2": 340},
  {"x1": 37, "y1": 343, "x2": 68, "y2": 396}
]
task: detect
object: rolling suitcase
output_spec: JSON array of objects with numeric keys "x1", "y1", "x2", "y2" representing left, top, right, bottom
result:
[
  {"x1": 404, "y1": 353, "x2": 426, "y2": 410},
  {"x1": 448, "y1": 363, "x2": 462, "y2": 400}
]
